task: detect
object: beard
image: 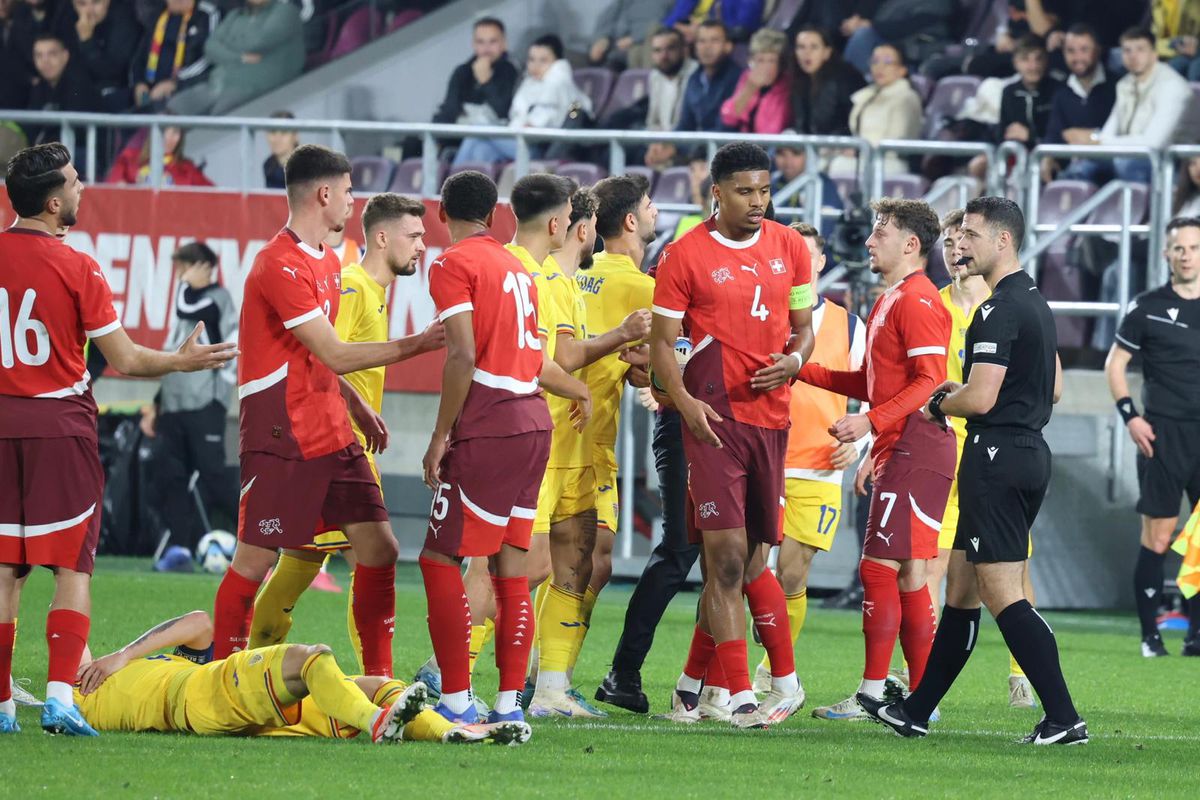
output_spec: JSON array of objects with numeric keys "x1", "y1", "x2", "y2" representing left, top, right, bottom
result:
[
  {"x1": 60, "y1": 205, "x2": 78, "y2": 227},
  {"x1": 390, "y1": 256, "x2": 418, "y2": 277}
]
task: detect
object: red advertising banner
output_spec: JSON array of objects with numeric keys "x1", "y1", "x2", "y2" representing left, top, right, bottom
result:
[{"x1": 0, "y1": 186, "x2": 516, "y2": 393}]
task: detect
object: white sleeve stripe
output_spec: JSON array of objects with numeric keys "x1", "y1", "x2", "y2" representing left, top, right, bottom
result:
[
  {"x1": 1113, "y1": 333, "x2": 1140, "y2": 351},
  {"x1": 438, "y1": 302, "x2": 474, "y2": 322},
  {"x1": 85, "y1": 320, "x2": 121, "y2": 338},
  {"x1": 652, "y1": 304, "x2": 686, "y2": 319},
  {"x1": 282, "y1": 308, "x2": 323, "y2": 330},
  {"x1": 907, "y1": 346, "x2": 947, "y2": 357}
]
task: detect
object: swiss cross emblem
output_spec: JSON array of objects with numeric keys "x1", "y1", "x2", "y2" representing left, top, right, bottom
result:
[{"x1": 770, "y1": 258, "x2": 785, "y2": 275}]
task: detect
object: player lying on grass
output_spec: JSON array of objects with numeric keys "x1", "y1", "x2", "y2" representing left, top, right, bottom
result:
[{"x1": 70, "y1": 610, "x2": 529, "y2": 744}]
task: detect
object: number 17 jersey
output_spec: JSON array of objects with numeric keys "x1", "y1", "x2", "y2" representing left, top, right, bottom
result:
[{"x1": 429, "y1": 232, "x2": 552, "y2": 442}]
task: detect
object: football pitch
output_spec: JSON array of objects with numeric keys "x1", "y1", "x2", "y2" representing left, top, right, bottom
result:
[{"x1": 6, "y1": 558, "x2": 1196, "y2": 799}]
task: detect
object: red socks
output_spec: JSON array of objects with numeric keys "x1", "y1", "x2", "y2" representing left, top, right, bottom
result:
[
  {"x1": 683, "y1": 625, "x2": 716, "y2": 680},
  {"x1": 704, "y1": 654, "x2": 727, "y2": 690},
  {"x1": 714, "y1": 639, "x2": 751, "y2": 695},
  {"x1": 899, "y1": 586, "x2": 937, "y2": 690},
  {"x1": 352, "y1": 563, "x2": 396, "y2": 677},
  {"x1": 0, "y1": 622, "x2": 14, "y2": 703},
  {"x1": 859, "y1": 560, "x2": 901, "y2": 681},
  {"x1": 491, "y1": 575, "x2": 533, "y2": 693},
  {"x1": 744, "y1": 569, "x2": 795, "y2": 677},
  {"x1": 420, "y1": 556, "x2": 471, "y2": 695},
  {"x1": 212, "y1": 568, "x2": 262, "y2": 660},
  {"x1": 46, "y1": 609, "x2": 89, "y2": 685}
]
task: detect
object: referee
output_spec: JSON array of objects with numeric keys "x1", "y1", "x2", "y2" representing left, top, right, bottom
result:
[
  {"x1": 1106, "y1": 216, "x2": 1200, "y2": 658},
  {"x1": 859, "y1": 197, "x2": 1088, "y2": 746}
]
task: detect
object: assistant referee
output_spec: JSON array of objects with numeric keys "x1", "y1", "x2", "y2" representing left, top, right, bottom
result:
[
  {"x1": 859, "y1": 196, "x2": 1088, "y2": 746},
  {"x1": 1106, "y1": 216, "x2": 1200, "y2": 658}
]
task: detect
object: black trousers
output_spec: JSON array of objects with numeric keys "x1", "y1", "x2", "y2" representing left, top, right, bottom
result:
[
  {"x1": 611, "y1": 409, "x2": 700, "y2": 672},
  {"x1": 151, "y1": 401, "x2": 236, "y2": 551}
]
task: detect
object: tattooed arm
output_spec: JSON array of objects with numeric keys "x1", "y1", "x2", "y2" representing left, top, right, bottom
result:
[{"x1": 77, "y1": 611, "x2": 215, "y2": 695}]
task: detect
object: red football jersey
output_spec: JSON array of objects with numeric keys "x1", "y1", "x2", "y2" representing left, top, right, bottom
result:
[
  {"x1": 801, "y1": 271, "x2": 951, "y2": 461},
  {"x1": 0, "y1": 228, "x2": 119, "y2": 440},
  {"x1": 238, "y1": 229, "x2": 354, "y2": 460},
  {"x1": 428, "y1": 233, "x2": 552, "y2": 442},
  {"x1": 652, "y1": 217, "x2": 812, "y2": 430}
]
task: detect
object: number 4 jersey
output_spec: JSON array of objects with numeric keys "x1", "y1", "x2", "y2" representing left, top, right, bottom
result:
[
  {"x1": 0, "y1": 228, "x2": 120, "y2": 440},
  {"x1": 652, "y1": 217, "x2": 813, "y2": 430},
  {"x1": 428, "y1": 232, "x2": 552, "y2": 442}
]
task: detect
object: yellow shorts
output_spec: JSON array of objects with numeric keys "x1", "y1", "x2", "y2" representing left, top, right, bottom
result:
[
  {"x1": 782, "y1": 479, "x2": 843, "y2": 552},
  {"x1": 306, "y1": 450, "x2": 381, "y2": 552},
  {"x1": 593, "y1": 447, "x2": 620, "y2": 533},
  {"x1": 181, "y1": 644, "x2": 301, "y2": 735},
  {"x1": 533, "y1": 465, "x2": 596, "y2": 534}
]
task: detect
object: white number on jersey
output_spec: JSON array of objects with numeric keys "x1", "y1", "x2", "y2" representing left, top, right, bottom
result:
[
  {"x1": 502, "y1": 270, "x2": 541, "y2": 350},
  {"x1": 878, "y1": 492, "x2": 898, "y2": 528},
  {"x1": 750, "y1": 285, "x2": 770, "y2": 321},
  {"x1": 0, "y1": 288, "x2": 51, "y2": 369},
  {"x1": 430, "y1": 482, "x2": 451, "y2": 521}
]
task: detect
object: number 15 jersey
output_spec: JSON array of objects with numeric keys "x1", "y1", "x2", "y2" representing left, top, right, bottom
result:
[
  {"x1": 429, "y1": 232, "x2": 553, "y2": 443},
  {"x1": 653, "y1": 217, "x2": 813, "y2": 430}
]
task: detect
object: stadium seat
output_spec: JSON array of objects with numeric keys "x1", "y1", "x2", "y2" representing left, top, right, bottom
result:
[
  {"x1": 921, "y1": 76, "x2": 982, "y2": 139},
  {"x1": 624, "y1": 165, "x2": 657, "y2": 195},
  {"x1": 764, "y1": 0, "x2": 805, "y2": 29},
  {"x1": 599, "y1": 69, "x2": 652, "y2": 119},
  {"x1": 1086, "y1": 182, "x2": 1149, "y2": 228},
  {"x1": 1039, "y1": 180, "x2": 1098, "y2": 228},
  {"x1": 388, "y1": 158, "x2": 425, "y2": 194},
  {"x1": 882, "y1": 174, "x2": 929, "y2": 199},
  {"x1": 924, "y1": 175, "x2": 980, "y2": 219},
  {"x1": 830, "y1": 173, "x2": 859, "y2": 206},
  {"x1": 651, "y1": 166, "x2": 692, "y2": 204},
  {"x1": 573, "y1": 68, "x2": 616, "y2": 116},
  {"x1": 496, "y1": 160, "x2": 559, "y2": 196},
  {"x1": 557, "y1": 162, "x2": 608, "y2": 187},
  {"x1": 908, "y1": 73, "x2": 933, "y2": 104},
  {"x1": 1039, "y1": 257, "x2": 1096, "y2": 349},
  {"x1": 350, "y1": 155, "x2": 396, "y2": 192},
  {"x1": 1192, "y1": 81, "x2": 1200, "y2": 110},
  {"x1": 330, "y1": 6, "x2": 384, "y2": 61},
  {"x1": 958, "y1": 0, "x2": 1008, "y2": 43},
  {"x1": 447, "y1": 160, "x2": 501, "y2": 181}
]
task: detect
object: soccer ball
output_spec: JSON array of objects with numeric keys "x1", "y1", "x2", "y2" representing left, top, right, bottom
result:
[
  {"x1": 649, "y1": 336, "x2": 694, "y2": 394},
  {"x1": 196, "y1": 530, "x2": 237, "y2": 574}
]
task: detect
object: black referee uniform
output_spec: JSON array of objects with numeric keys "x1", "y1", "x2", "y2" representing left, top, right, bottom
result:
[{"x1": 955, "y1": 270, "x2": 1057, "y2": 563}]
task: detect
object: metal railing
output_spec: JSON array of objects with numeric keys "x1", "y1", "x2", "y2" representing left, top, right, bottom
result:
[{"x1": 1162, "y1": 144, "x2": 1200, "y2": 285}]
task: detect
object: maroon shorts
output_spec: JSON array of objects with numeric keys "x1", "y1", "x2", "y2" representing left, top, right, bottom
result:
[
  {"x1": 423, "y1": 431, "x2": 551, "y2": 559},
  {"x1": 863, "y1": 413, "x2": 956, "y2": 561},
  {"x1": 0, "y1": 436, "x2": 103, "y2": 575},
  {"x1": 682, "y1": 417, "x2": 787, "y2": 545},
  {"x1": 238, "y1": 444, "x2": 388, "y2": 550}
]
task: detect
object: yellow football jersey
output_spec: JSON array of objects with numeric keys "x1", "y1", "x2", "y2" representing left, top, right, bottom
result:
[
  {"x1": 939, "y1": 284, "x2": 987, "y2": 445},
  {"x1": 507, "y1": 244, "x2": 564, "y2": 362},
  {"x1": 335, "y1": 263, "x2": 389, "y2": 416},
  {"x1": 545, "y1": 254, "x2": 591, "y2": 468},
  {"x1": 576, "y1": 252, "x2": 654, "y2": 449},
  {"x1": 74, "y1": 653, "x2": 196, "y2": 732}
]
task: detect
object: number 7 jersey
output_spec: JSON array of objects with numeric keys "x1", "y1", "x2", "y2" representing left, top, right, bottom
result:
[
  {"x1": 428, "y1": 232, "x2": 552, "y2": 442},
  {"x1": 652, "y1": 217, "x2": 813, "y2": 430}
]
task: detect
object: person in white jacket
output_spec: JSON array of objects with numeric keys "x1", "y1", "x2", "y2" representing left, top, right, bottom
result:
[
  {"x1": 453, "y1": 34, "x2": 592, "y2": 166},
  {"x1": 829, "y1": 43, "x2": 923, "y2": 175}
]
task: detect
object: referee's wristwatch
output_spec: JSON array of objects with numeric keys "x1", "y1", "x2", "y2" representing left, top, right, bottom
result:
[{"x1": 928, "y1": 390, "x2": 949, "y2": 424}]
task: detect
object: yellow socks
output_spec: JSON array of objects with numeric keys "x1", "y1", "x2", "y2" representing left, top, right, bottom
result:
[
  {"x1": 566, "y1": 586, "x2": 598, "y2": 676},
  {"x1": 370, "y1": 680, "x2": 454, "y2": 742},
  {"x1": 760, "y1": 590, "x2": 807, "y2": 672},
  {"x1": 535, "y1": 583, "x2": 584, "y2": 691},
  {"x1": 346, "y1": 568, "x2": 362, "y2": 672},
  {"x1": 1009, "y1": 652, "x2": 1025, "y2": 677},
  {"x1": 468, "y1": 618, "x2": 495, "y2": 675},
  {"x1": 300, "y1": 650, "x2": 380, "y2": 733},
  {"x1": 250, "y1": 554, "x2": 323, "y2": 649}
]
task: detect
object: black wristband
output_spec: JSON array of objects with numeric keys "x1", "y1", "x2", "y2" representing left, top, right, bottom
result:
[
  {"x1": 1116, "y1": 397, "x2": 1140, "y2": 425},
  {"x1": 929, "y1": 390, "x2": 948, "y2": 423}
]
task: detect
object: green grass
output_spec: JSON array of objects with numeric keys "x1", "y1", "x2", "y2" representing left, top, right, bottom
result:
[{"x1": 5, "y1": 558, "x2": 1196, "y2": 799}]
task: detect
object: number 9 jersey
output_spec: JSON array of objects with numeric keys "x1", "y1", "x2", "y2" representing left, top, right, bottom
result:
[{"x1": 428, "y1": 232, "x2": 553, "y2": 443}]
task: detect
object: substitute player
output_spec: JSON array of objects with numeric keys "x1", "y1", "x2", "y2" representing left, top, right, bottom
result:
[
  {"x1": 251, "y1": 193, "x2": 434, "y2": 667},
  {"x1": 1106, "y1": 216, "x2": 1200, "y2": 658},
  {"x1": 861, "y1": 197, "x2": 1088, "y2": 746},
  {"x1": 209, "y1": 146, "x2": 443, "y2": 676},
  {"x1": 418, "y1": 171, "x2": 590, "y2": 729},
  {"x1": 0, "y1": 143, "x2": 237, "y2": 736},
  {"x1": 72, "y1": 609, "x2": 527, "y2": 745},
  {"x1": 652, "y1": 142, "x2": 815, "y2": 728},
  {"x1": 800, "y1": 199, "x2": 955, "y2": 722},
  {"x1": 753, "y1": 223, "x2": 867, "y2": 699}
]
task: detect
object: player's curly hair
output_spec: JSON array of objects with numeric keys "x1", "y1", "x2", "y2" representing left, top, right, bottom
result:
[
  {"x1": 709, "y1": 142, "x2": 771, "y2": 185},
  {"x1": 5, "y1": 142, "x2": 71, "y2": 218},
  {"x1": 871, "y1": 198, "x2": 941, "y2": 257},
  {"x1": 568, "y1": 187, "x2": 598, "y2": 229},
  {"x1": 510, "y1": 173, "x2": 575, "y2": 223},
  {"x1": 440, "y1": 170, "x2": 497, "y2": 224},
  {"x1": 593, "y1": 174, "x2": 650, "y2": 239},
  {"x1": 964, "y1": 196, "x2": 1025, "y2": 251}
]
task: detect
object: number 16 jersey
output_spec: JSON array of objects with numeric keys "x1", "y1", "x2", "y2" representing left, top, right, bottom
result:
[{"x1": 429, "y1": 232, "x2": 552, "y2": 442}]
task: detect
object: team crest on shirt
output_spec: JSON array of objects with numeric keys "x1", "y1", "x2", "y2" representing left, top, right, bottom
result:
[
  {"x1": 711, "y1": 267, "x2": 733, "y2": 285},
  {"x1": 258, "y1": 518, "x2": 283, "y2": 536},
  {"x1": 769, "y1": 258, "x2": 785, "y2": 275},
  {"x1": 698, "y1": 501, "x2": 719, "y2": 519}
]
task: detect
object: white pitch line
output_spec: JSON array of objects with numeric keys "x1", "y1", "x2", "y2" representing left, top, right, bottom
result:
[{"x1": 557, "y1": 721, "x2": 1200, "y2": 743}]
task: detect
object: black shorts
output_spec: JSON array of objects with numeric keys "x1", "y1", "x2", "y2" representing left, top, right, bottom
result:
[
  {"x1": 954, "y1": 428, "x2": 1050, "y2": 563},
  {"x1": 1136, "y1": 415, "x2": 1200, "y2": 519}
]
